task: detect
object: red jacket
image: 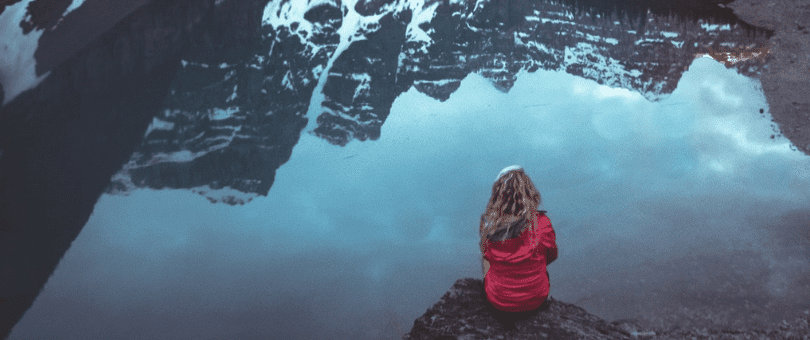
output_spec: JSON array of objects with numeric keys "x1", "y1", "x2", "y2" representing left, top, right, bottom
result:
[{"x1": 484, "y1": 212, "x2": 558, "y2": 312}]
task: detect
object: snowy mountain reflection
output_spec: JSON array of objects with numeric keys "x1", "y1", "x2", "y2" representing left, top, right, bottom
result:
[{"x1": 1, "y1": 0, "x2": 808, "y2": 339}]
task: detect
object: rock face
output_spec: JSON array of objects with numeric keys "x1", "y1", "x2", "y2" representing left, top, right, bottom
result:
[
  {"x1": 404, "y1": 278, "x2": 648, "y2": 340},
  {"x1": 405, "y1": 278, "x2": 810, "y2": 340},
  {"x1": 105, "y1": 0, "x2": 302, "y2": 205},
  {"x1": 728, "y1": 0, "x2": 810, "y2": 156},
  {"x1": 0, "y1": 0, "x2": 217, "y2": 339}
]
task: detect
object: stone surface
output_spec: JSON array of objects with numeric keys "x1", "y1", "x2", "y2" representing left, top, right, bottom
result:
[
  {"x1": 404, "y1": 278, "x2": 644, "y2": 340},
  {"x1": 405, "y1": 278, "x2": 810, "y2": 340},
  {"x1": 727, "y1": 0, "x2": 810, "y2": 155}
]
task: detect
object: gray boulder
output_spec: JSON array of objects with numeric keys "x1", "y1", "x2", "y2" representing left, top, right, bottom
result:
[
  {"x1": 403, "y1": 278, "x2": 649, "y2": 340},
  {"x1": 404, "y1": 278, "x2": 810, "y2": 340}
]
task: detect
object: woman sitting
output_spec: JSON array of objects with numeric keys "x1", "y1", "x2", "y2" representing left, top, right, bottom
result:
[{"x1": 480, "y1": 165, "x2": 558, "y2": 328}]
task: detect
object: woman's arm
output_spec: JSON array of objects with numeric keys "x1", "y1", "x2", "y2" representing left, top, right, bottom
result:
[
  {"x1": 537, "y1": 215, "x2": 558, "y2": 265},
  {"x1": 547, "y1": 246, "x2": 558, "y2": 265}
]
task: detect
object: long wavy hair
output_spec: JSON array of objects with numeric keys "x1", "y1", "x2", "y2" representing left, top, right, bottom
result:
[{"x1": 479, "y1": 167, "x2": 543, "y2": 255}]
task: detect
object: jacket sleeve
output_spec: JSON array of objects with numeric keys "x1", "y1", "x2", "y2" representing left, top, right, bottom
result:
[{"x1": 539, "y1": 216, "x2": 558, "y2": 265}]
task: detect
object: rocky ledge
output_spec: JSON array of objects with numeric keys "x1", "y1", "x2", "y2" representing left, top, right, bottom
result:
[{"x1": 404, "y1": 278, "x2": 810, "y2": 340}]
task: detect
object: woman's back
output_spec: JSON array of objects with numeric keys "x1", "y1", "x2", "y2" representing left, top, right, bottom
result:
[
  {"x1": 483, "y1": 211, "x2": 557, "y2": 312},
  {"x1": 479, "y1": 165, "x2": 558, "y2": 312}
]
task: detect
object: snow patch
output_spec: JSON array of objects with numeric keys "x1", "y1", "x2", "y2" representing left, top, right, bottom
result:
[
  {"x1": 299, "y1": 0, "x2": 394, "y2": 134},
  {"x1": 223, "y1": 69, "x2": 235, "y2": 80},
  {"x1": 143, "y1": 116, "x2": 176, "y2": 138},
  {"x1": 262, "y1": 0, "x2": 311, "y2": 32},
  {"x1": 282, "y1": 70, "x2": 294, "y2": 90},
  {"x1": 45, "y1": 0, "x2": 86, "y2": 31},
  {"x1": 565, "y1": 42, "x2": 663, "y2": 101},
  {"x1": 209, "y1": 107, "x2": 240, "y2": 120},
  {"x1": 701, "y1": 22, "x2": 731, "y2": 31},
  {"x1": 62, "y1": 0, "x2": 86, "y2": 17},
  {"x1": 163, "y1": 108, "x2": 182, "y2": 118},
  {"x1": 312, "y1": 64, "x2": 325, "y2": 78},
  {"x1": 405, "y1": 0, "x2": 439, "y2": 45},
  {"x1": 262, "y1": 0, "x2": 335, "y2": 57},
  {"x1": 635, "y1": 38, "x2": 664, "y2": 45},
  {"x1": 248, "y1": 55, "x2": 265, "y2": 70},
  {"x1": 226, "y1": 85, "x2": 238, "y2": 102},
  {"x1": 547, "y1": 11, "x2": 574, "y2": 20},
  {"x1": 575, "y1": 31, "x2": 618, "y2": 45},
  {"x1": 146, "y1": 150, "x2": 202, "y2": 164},
  {"x1": 414, "y1": 79, "x2": 460, "y2": 87},
  {"x1": 0, "y1": 0, "x2": 51, "y2": 106},
  {"x1": 141, "y1": 121, "x2": 241, "y2": 167},
  {"x1": 190, "y1": 184, "x2": 260, "y2": 205},
  {"x1": 350, "y1": 73, "x2": 371, "y2": 100},
  {"x1": 515, "y1": 31, "x2": 556, "y2": 57},
  {"x1": 541, "y1": 18, "x2": 571, "y2": 25}
]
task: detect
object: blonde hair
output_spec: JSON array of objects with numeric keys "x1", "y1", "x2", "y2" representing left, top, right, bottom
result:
[{"x1": 479, "y1": 167, "x2": 542, "y2": 255}]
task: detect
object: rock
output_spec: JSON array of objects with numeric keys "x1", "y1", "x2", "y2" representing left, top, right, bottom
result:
[
  {"x1": 0, "y1": 0, "x2": 218, "y2": 338},
  {"x1": 403, "y1": 278, "x2": 644, "y2": 340},
  {"x1": 405, "y1": 278, "x2": 810, "y2": 340}
]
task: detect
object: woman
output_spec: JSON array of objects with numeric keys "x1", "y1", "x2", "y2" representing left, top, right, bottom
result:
[{"x1": 480, "y1": 165, "x2": 558, "y2": 328}]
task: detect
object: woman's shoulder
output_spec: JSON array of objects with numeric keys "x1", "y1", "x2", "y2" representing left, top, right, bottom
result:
[
  {"x1": 535, "y1": 210, "x2": 548, "y2": 220},
  {"x1": 534, "y1": 210, "x2": 551, "y2": 227}
]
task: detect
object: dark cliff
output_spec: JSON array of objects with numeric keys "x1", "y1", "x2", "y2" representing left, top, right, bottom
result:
[{"x1": 0, "y1": 0, "x2": 217, "y2": 338}]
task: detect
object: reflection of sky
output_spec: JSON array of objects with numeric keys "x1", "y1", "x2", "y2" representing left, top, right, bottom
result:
[{"x1": 11, "y1": 58, "x2": 810, "y2": 339}]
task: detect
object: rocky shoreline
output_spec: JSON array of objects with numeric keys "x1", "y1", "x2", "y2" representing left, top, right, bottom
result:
[
  {"x1": 404, "y1": 278, "x2": 810, "y2": 340},
  {"x1": 727, "y1": 0, "x2": 810, "y2": 155}
]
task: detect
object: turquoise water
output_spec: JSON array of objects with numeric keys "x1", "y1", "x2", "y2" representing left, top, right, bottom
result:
[{"x1": 11, "y1": 57, "x2": 810, "y2": 339}]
